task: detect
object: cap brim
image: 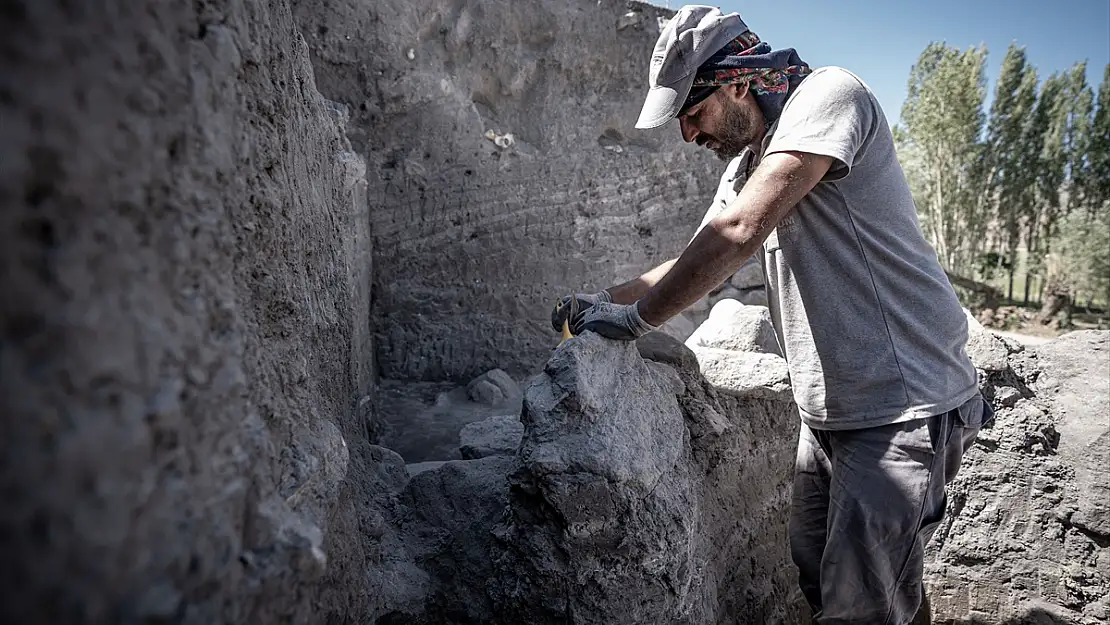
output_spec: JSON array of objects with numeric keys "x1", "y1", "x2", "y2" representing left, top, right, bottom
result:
[{"x1": 634, "y1": 73, "x2": 696, "y2": 129}]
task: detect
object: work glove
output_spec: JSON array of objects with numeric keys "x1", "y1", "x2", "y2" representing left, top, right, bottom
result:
[
  {"x1": 550, "y1": 290, "x2": 611, "y2": 332},
  {"x1": 569, "y1": 300, "x2": 658, "y2": 341}
]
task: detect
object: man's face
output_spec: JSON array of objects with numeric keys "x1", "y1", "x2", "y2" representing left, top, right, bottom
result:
[{"x1": 677, "y1": 84, "x2": 763, "y2": 161}]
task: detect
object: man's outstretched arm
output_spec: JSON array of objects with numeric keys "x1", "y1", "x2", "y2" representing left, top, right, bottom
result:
[
  {"x1": 606, "y1": 259, "x2": 678, "y2": 305},
  {"x1": 637, "y1": 150, "x2": 833, "y2": 326}
]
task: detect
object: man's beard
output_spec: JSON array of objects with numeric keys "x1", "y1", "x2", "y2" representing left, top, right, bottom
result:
[{"x1": 710, "y1": 98, "x2": 757, "y2": 161}]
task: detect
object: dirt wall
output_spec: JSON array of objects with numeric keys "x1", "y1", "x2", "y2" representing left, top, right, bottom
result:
[
  {"x1": 293, "y1": 0, "x2": 722, "y2": 381},
  {"x1": 1, "y1": 1, "x2": 370, "y2": 621}
]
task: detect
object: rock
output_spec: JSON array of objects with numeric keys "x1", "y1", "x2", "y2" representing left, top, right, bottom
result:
[
  {"x1": 520, "y1": 333, "x2": 686, "y2": 492},
  {"x1": 709, "y1": 285, "x2": 745, "y2": 306},
  {"x1": 492, "y1": 370, "x2": 522, "y2": 397},
  {"x1": 467, "y1": 368, "x2": 521, "y2": 406},
  {"x1": 686, "y1": 298, "x2": 781, "y2": 356},
  {"x1": 496, "y1": 332, "x2": 804, "y2": 624},
  {"x1": 636, "y1": 331, "x2": 702, "y2": 378},
  {"x1": 1031, "y1": 332, "x2": 1110, "y2": 539},
  {"x1": 367, "y1": 445, "x2": 410, "y2": 493},
  {"x1": 402, "y1": 456, "x2": 520, "y2": 623},
  {"x1": 406, "y1": 461, "x2": 449, "y2": 477},
  {"x1": 738, "y1": 288, "x2": 770, "y2": 307},
  {"x1": 691, "y1": 348, "x2": 793, "y2": 402},
  {"x1": 658, "y1": 311, "x2": 698, "y2": 342},
  {"x1": 468, "y1": 379, "x2": 505, "y2": 405},
  {"x1": 995, "y1": 385, "x2": 1022, "y2": 408},
  {"x1": 964, "y1": 308, "x2": 1011, "y2": 372},
  {"x1": 730, "y1": 257, "x2": 765, "y2": 290},
  {"x1": 924, "y1": 330, "x2": 1110, "y2": 625},
  {"x1": 459, "y1": 415, "x2": 524, "y2": 459}
]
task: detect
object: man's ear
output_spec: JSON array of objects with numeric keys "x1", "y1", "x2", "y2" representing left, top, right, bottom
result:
[{"x1": 724, "y1": 81, "x2": 750, "y2": 102}]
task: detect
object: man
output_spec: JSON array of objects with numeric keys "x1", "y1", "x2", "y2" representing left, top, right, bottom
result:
[{"x1": 550, "y1": 6, "x2": 991, "y2": 625}]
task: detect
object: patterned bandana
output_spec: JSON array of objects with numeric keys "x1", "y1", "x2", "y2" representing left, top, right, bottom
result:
[{"x1": 681, "y1": 31, "x2": 812, "y2": 123}]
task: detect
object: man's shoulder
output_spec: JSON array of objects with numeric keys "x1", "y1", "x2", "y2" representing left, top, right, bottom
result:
[
  {"x1": 796, "y1": 66, "x2": 872, "y2": 99},
  {"x1": 778, "y1": 66, "x2": 878, "y2": 128}
]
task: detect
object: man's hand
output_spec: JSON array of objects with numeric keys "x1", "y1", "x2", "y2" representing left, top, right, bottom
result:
[
  {"x1": 569, "y1": 301, "x2": 658, "y2": 341},
  {"x1": 550, "y1": 291, "x2": 611, "y2": 332}
]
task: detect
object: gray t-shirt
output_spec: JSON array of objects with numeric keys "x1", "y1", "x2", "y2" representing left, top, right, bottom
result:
[{"x1": 704, "y1": 67, "x2": 978, "y2": 430}]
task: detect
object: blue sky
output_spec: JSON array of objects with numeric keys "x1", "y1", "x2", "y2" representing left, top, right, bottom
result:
[{"x1": 654, "y1": 0, "x2": 1109, "y2": 126}]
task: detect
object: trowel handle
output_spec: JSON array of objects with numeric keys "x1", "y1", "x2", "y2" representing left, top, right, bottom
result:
[{"x1": 560, "y1": 319, "x2": 574, "y2": 345}]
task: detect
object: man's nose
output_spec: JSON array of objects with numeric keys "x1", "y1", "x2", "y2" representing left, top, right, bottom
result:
[{"x1": 679, "y1": 116, "x2": 699, "y2": 144}]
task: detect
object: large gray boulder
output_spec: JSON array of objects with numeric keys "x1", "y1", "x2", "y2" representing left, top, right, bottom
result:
[
  {"x1": 1034, "y1": 332, "x2": 1110, "y2": 541},
  {"x1": 925, "y1": 330, "x2": 1110, "y2": 625},
  {"x1": 459, "y1": 414, "x2": 524, "y2": 459},
  {"x1": 495, "y1": 332, "x2": 804, "y2": 624},
  {"x1": 692, "y1": 348, "x2": 793, "y2": 402},
  {"x1": 964, "y1": 308, "x2": 1011, "y2": 372}
]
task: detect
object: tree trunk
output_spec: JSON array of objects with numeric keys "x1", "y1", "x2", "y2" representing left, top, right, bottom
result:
[
  {"x1": 1023, "y1": 224, "x2": 1040, "y2": 307},
  {"x1": 1005, "y1": 223, "x2": 1019, "y2": 303},
  {"x1": 1037, "y1": 275, "x2": 1072, "y2": 326},
  {"x1": 1007, "y1": 262, "x2": 1015, "y2": 302}
]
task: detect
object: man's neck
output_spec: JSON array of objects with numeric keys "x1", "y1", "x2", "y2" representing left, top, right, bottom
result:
[
  {"x1": 751, "y1": 115, "x2": 779, "y2": 155},
  {"x1": 747, "y1": 117, "x2": 769, "y2": 154}
]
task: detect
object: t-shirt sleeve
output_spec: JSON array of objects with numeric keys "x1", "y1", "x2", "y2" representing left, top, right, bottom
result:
[{"x1": 763, "y1": 68, "x2": 876, "y2": 181}]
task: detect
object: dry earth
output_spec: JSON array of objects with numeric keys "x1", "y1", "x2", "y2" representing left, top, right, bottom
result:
[{"x1": 1, "y1": 1, "x2": 1106, "y2": 624}]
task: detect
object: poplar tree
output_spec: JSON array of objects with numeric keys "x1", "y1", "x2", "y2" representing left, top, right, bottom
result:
[
  {"x1": 1042, "y1": 64, "x2": 1109, "y2": 318},
  {"x1": 985, "y1": 45, "x2": 1037, "y2": 293},
  {"x1": 897, "y1": 47, "x2": 1107, "y2": 319},
  {"x1": 900, "y1": 43, "x2": 988, "y2": 276},
  {"x1": 1086, "y1": 64, "x2": 1110, "y2": 216}
]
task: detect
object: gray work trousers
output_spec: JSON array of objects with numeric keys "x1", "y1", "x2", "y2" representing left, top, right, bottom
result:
[{"x1": 789, "y1": 394, "x2": 991, "y2": 625}]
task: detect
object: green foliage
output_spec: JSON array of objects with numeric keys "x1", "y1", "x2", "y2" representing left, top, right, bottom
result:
[
  {"x1": 1065, "y1": 67, "x2": 1094, "y2": 214},
  {"x1": 1046, "y1": 208, "x2": 1110, "y2": 307},
  {"x1": 986, "y1": 45, "x2": 1039, "y2": 296},
  {"x1": 894, "y1": 44, "x2": 1108, "y2": 316},
  {"x1": 1087, "y1": 64, "x2": 1110, "y2": 215},
  {"x1": 898, "y1": 43, "x2": 988, "y2": 273}
]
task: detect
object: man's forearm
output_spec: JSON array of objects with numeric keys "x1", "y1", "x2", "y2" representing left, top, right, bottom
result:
[
  {"x1": 637, "y1": 151, "x2": 833, "y2": 326},
  {"x1": 638, "y1": 222, "x2": 762, "y2": 324},
  {"x1": 605, "y1": 259, "x2": 678, "y2": 304}
]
